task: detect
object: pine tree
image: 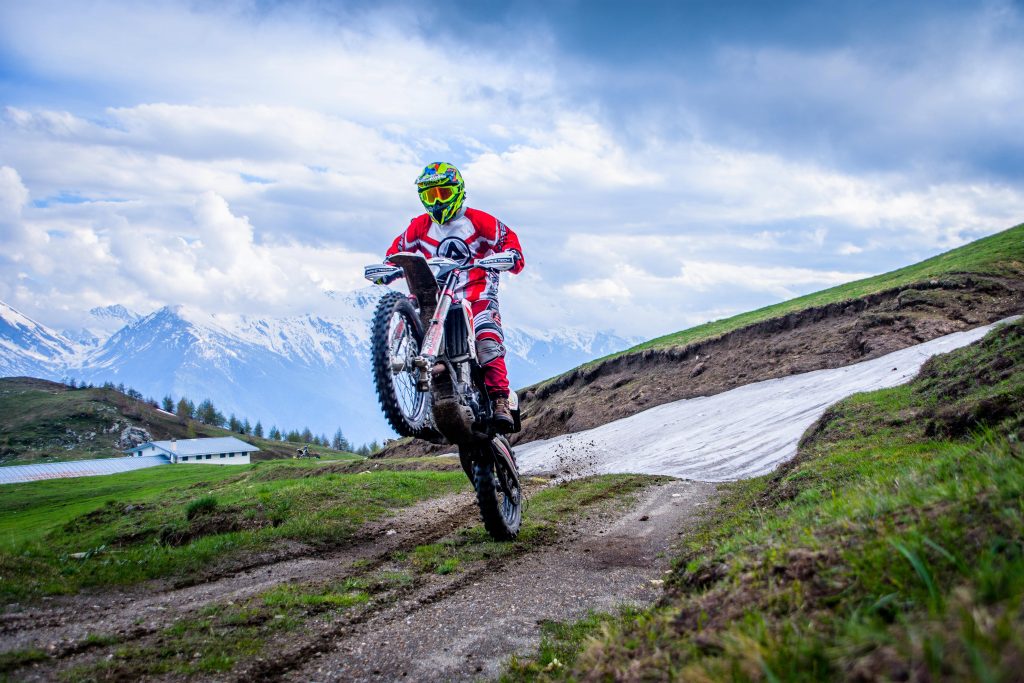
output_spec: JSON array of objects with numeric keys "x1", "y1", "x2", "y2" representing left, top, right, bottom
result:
[
  {"x1": 162, "y1": 395, "x2": 174, "y2": 412},
  {"x1": 254, "y1": 421, "x2": 264, "y2": 438},
  {"x1": 196, "y1": 399, "x2": 217, "y2": 425},
  {"x1": 176, "y1": 397, "x2": 194, "y2": 419},
  {"x1": 331, "y1": 428, "x2": 350, "y2": 452},
  {"x1": 242, "y1": 418, "x2": 252, "y2": 435},
  {"x1": 269, "y1": 426, "x2": 281, "y2": 440},
  {"x1": 300, "y1": 427, "x2": 313, "y2": 443}
]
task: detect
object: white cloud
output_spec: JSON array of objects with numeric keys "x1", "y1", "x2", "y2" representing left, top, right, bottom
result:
[
  {"x1": 0, "y1": 1, "x2": 561, "y2": 131},
  {"x1": 0, "y1": 166, "x2": 29, "y2": 218},
  {"x1": 700, "y1": 3, "x2": 1024, "y2": 173},
  {"x1": 1, "y1": 1, "x2": 1022, "y2": 340}
]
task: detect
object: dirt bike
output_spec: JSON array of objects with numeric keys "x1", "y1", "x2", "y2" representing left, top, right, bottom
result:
[
  {"x1": 364, "y1": 252, "x2": 523, "y2": 540},
  {"x1": 293, "y1": 445, "x2": 320, "y2": 459}
]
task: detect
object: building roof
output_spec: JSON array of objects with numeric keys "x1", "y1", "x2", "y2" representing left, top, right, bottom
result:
[{"x1": 134, "y1": 436, "x2": 260, "y2": 457}]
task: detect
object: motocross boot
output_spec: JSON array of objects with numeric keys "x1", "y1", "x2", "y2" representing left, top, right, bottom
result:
[{"x1": 492, "y1": 395, "x2": 515, "y2": 433}]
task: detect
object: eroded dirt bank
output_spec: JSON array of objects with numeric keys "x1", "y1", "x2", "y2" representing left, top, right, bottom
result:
[{"x1": 382, "y1": 273, "x2": 1024, "y2": 459}]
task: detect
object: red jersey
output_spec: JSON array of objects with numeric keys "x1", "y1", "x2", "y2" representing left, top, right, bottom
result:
[{"x1": 386, "y1": 207, "x2": 525, "y2": 302}]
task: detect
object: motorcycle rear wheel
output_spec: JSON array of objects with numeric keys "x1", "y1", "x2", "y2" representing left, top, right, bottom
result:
[
  {"x1": 371, "y1": 291, "x2": 432, "y2": 438},
  {"x1": 471, "y1": 437, "x2": 522, "y2": 540}
]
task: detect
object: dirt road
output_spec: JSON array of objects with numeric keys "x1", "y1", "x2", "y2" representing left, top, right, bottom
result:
[
  {"x1": 288, "y1": 478, "x2": 714, "y2": 682},
  {"x1": 2, "y1": 478, "x2": 715, "y2": 681}
]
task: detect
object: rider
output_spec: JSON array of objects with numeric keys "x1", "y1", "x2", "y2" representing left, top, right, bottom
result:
[{"x1": 382, "y1": 162, "x2": 525, "y2": 431}]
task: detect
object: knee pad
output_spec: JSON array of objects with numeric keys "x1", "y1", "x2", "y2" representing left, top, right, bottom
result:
[{"x1": 476, "y1": 338, "x2": 506, "y2": 366}]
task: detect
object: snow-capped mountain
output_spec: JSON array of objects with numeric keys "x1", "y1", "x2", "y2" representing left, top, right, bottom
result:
[
  {"x1": 0, "y1": 301, "x2": 79, "y2": 377},
  {"x1": 0, "y1": 292, "x2": 636, "y2": 443},
  {"x1": 504, "y1": 327, "x2": 635, "y2": 380},
  {"x1": 62, "y1": 304, "x2": 141, "y2": 347},
  {"x1": 78, "y1": 302, "x2": 385, "y2": 443}
]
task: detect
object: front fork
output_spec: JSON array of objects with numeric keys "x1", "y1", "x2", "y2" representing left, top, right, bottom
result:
[{"x1": 413, "y1": 271, "x2": 459, "y2": 392}]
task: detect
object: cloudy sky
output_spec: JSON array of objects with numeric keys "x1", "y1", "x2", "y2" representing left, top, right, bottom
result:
[{"x1": 1, "y1": 0, "x2": 1022, "y2": 340}]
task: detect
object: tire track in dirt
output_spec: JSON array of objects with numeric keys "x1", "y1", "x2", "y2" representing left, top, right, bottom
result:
[
  {"x1": 0, "y1": 491, "x2": 482, "y2": 676},
  {"x1": 6, "y1": 477, "x2": 715, "y2": 683},
  {"x1": 282, "y1": 479, "x2": 716, "y2": 682}
]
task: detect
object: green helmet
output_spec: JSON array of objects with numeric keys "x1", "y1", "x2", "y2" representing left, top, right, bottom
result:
[{"x1": 415, "y1": 162, "x2": 465, "y2": 224}]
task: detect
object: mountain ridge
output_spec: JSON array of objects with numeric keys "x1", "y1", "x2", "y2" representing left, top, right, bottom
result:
[{"x1": 0, "y1": 294, "x2": 636, "y2": 443}]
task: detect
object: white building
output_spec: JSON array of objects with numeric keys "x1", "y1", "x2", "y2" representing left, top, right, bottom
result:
[{"x1": 127, "y1": 436, "x2": 259, "y2": 465}]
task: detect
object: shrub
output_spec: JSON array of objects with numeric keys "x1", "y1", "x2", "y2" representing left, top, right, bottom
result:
[{"x1": 185, "y1": 496, "x2": 218, "y2": 520}]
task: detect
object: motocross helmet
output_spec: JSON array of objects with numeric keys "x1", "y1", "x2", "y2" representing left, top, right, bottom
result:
[{"x1": 415, "y1": 162, "x2": 465, "y2": 224}]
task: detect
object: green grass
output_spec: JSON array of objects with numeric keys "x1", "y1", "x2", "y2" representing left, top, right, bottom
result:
[
  {"x1": 533, "y1": 222, "x2": 1024, "y2": 387},
  {"x1": 0, "y1": 464, "x2": 245, "y2": 545},
  {"x1": 261, "y1": 577, "x2": 372, "y2": 610},
  {"x1": 0, "y1": 459, "x2": 467, "y2": 603},
  {"x1": 505, "y1": 318, "x2": 1024, "y2": 681},
  {"x1": 0, "y1": 648, "x2": 49, "y2": 676},
  {"x1": 502, "y1": 608, "x2": 644, "y2": 680}
]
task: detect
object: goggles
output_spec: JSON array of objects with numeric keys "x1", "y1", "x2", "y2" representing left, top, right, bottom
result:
[{"x1": 419, "y1": 185, "x2": 457, "y2": 205}]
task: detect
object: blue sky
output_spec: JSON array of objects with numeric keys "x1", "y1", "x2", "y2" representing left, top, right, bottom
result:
[{"x1": 1, "y1": 0, "x2": 1022, "y2": 338}]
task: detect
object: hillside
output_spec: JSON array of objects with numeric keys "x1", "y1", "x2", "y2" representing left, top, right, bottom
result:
[
  {"x1": 0, "y1": 377, "x2": 341, "y2": 465},
  {"x1": 504, "y1": 314, "x2": 1024, "y2": 681}
]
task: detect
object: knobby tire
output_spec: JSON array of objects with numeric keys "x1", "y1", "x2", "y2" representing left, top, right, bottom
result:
[
  {"x1": 370, "y1": 291, "x2": 431, "y2": 438},
  {"x1": 472, "y1": 442, "x2": 522, "y2": 540}
]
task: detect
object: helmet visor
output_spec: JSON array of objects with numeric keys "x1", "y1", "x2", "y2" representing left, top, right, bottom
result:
[{"x1": 419, "y1": 185, "x2": 456, "y2": 205}]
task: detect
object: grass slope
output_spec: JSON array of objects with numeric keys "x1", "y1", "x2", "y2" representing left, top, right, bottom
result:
[
  {"x1": 505, "y1": 317, "x2": 1024, "y2": 681},
  {"x1": 0, "y1": 457, "x2": 465, "y2": 604},
  {"x1": 0, "y1": 377, "x2": 353, "y2": 465},
  {"x1": 542, "y1": 222, "x2": 1024, "y2": 383}
]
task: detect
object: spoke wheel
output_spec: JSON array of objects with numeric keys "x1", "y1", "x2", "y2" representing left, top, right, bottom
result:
[{"x1": 371, "y1": 292, "x2": 431, "y2": 437}]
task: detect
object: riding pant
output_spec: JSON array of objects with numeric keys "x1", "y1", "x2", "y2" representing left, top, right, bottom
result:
[{"x1": 471, "y1": 299, "x2": 509, "y2": 397}]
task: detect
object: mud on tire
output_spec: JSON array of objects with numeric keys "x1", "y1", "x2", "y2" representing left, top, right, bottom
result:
[
  {"x1": 371, "y1": 291, "x2": 432, "y2": 438},
  {"x1": 472, "y1": 439, "x2": 522, "y2": 540}
]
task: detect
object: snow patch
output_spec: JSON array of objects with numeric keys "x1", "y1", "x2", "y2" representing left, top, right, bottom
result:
[{"x1": 516, "y1": 317, "x2": 1019, "y2": 482}]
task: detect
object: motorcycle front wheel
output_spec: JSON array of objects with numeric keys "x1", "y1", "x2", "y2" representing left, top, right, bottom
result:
[{"x1": 371, "y1": 291, "x2": 432, "y2": 438}]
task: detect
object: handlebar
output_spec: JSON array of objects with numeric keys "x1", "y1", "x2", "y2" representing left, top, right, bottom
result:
[{"x1": 364, "y1": 251, "x2": 518, "y2": 284}]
